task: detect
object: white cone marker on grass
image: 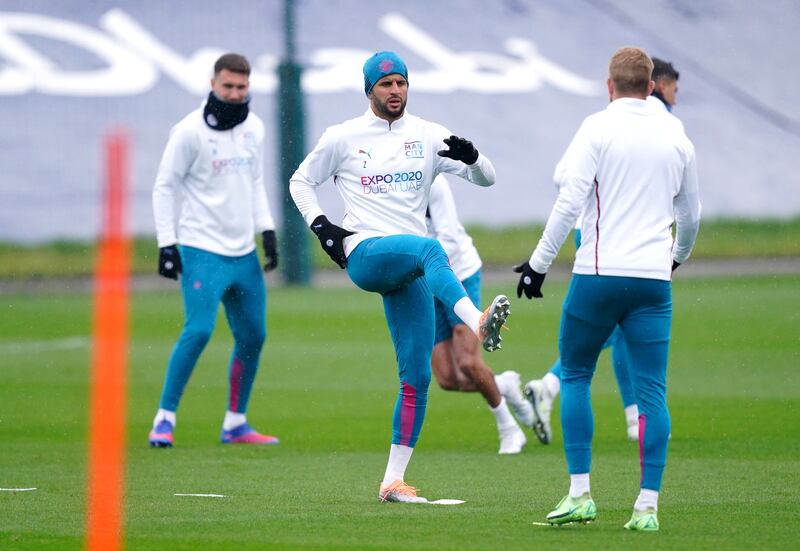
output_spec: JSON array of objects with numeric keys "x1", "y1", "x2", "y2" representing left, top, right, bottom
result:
[{"x1": 428, "y1": 499, "x2": 466, "y2": 505}]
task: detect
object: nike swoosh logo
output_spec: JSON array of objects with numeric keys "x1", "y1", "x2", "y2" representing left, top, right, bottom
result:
[{"x1": 551, "y1": 507, "x2": 579, "y2": 519}]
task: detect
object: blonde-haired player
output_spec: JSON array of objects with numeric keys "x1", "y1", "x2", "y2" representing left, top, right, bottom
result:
[{"x1": 515, "y1": 47, "x2": 700, "y2": 530}]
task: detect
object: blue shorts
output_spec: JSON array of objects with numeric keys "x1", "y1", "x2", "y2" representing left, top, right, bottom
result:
[{"x1": 433, "y1": 269, "x2": 481, "y2": 344}]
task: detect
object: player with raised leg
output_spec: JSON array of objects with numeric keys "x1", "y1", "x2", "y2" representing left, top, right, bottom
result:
[
  {"x1": 427, "y1": 175, "x2": 529, "y2": 455},
  {"x1": 291, "y1": 51, "x2": 510, "y2": 503}
]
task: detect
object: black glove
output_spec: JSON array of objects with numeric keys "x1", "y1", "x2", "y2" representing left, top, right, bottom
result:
[
  {"x1": 437, "y1": 135, "x2": 479, "y2": 165},
  {"x1": 513, "y1": 261, "x2": 546, "y2": 299},
  {"x1": 310, "y1": 215, "x2": 354, "y2": 269},
  {"x1": 672, "y1": 260, "x2": 680, "y2": 272},
  {"x1": 262, "y1": 230, "x2": 278, "y2": 272},
  {"x1": 158, "y1": 245, "x2": 182, "y2": 280}
]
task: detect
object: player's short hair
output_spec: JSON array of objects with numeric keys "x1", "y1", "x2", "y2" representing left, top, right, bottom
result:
[
  {"x1": 214, "y1": 53, "x2": 251, "y2": 76},
  {"x1": 652, "y1": 57, "x2": 679, "y2": 82},
  {"x1": 609, "y1": 46, "x2": 653, "y2": 95}
]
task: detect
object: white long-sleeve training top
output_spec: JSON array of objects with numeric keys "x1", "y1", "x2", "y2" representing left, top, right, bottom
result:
[
  {"x1": 152, "y1": 107, "x2": 276, "y2": 257},
  {"x1": 531, "y1": 97, "x2": 701, "y2": 281},
  {"x1": 647, "y1": 95, "x2": 685, "y2": 132},
  {"x1": 290, "y1": 109, "x2": 495, "y2": 256},
  {"x1": 426, "y1": 175, "x2": 482, "y2": 281}
]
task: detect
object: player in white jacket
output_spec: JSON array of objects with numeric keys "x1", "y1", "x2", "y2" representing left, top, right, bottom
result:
[
  {"x1": 149, "y1": 54, "x2": 279, "y2": 448},
  {"x1": 426, "y1": 175, "x2": 530, "y2": 455},
  {"x1": 515, "y1": 47, "x2": 700, "y2": 530},
  {"x1": 290, "y1": 51, "x2": 510, "y2": 504},
  {"x1": 523, "y1": 57, "x2": 687, "y2": 447}
]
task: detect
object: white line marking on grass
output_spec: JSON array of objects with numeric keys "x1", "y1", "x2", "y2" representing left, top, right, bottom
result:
[
  {"x1": 0, "y1": 337, "x2": 89, "y2": 354},
  {"x1": 531, "y1": 522, "x2": 551, "y2": 526},
  {"x1": 0, "y1": 488, "x2": 38, "y2": 492},
  {"x1": 428, "y1": 499, "x2": 465, "y2": 505},
  {"x1": 174, "y1": 493, "x2": 226, "y2": 498}
]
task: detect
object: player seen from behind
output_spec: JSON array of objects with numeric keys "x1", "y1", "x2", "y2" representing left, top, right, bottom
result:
[
  {"x1": 522, "y1": 56, "x2": 686, "y2": 447},
  {"x1": 515, "y1": 46, "x2": 700, "y2": 531}
]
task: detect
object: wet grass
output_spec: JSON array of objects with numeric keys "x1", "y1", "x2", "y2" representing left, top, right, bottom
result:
[
  {"x1": 2, "y1": 217, "x2": 799, "y2": 278},
  {"x1": 0, "y1": 275, "x2": 798, "y2": 549}
]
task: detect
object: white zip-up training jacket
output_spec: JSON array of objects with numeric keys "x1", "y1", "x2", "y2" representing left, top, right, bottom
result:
[
  {"x1": 290, "y1": 109, "x2": 495, "y2": 256},
  {"x1": 531, "y1": 97, "x2": 700, "y2": 281},
  {"x1": 647, "y1": 95, "x2": 685, "y2": 132},
  {"x1": 426, "y1": 175, "x2": 482, "y2": 281},
  {"x1": 152, "y1": 107, "x2": 275, "y2": 257}
]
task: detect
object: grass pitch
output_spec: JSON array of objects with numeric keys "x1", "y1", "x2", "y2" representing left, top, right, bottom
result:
[
  {"x1": 0, "y1": 275, "x2": 798, "y2": 549},
  {"x1": 3, "y1": 217, "x2": 800, "y2": 278}
]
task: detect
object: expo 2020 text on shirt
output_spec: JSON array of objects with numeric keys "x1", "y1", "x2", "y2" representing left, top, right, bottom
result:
[
  {"x1": 290, "y1": 50, "x2": 511, "y2": 505},
  {"x1": 149, "y1": 53, "x2": 280, "y2": 449}
]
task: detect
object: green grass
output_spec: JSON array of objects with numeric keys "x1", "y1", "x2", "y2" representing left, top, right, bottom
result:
[
  {"x1": 467, "y1": 217, "x2": 800, "y2": 265},
  {"x1": 0, "y1": 275, "x2": 799, "y2": 549},
  {"x1": 2, "y1": 217, "x2": 800, "y2": 278}
]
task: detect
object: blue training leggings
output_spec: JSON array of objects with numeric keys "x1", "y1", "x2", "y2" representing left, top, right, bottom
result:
[
  {"x1": 434, "y1": 269, "x2": 482, "y2": 344},
  {"x1": 559, "y1": 274, "x2": 672, "y2": 491},
  {"x1": 548, "y1": 327, "x2": 636, "y2": 408},
  {"x1": 159, "y1": 246, "x2": 267, "y2": 414},
  {"x1": 347, "y1": 235, "x2": 469, "y2": 448},
  {"x1": 549, "y1": 228, "x2": 636, "y2": 408}
]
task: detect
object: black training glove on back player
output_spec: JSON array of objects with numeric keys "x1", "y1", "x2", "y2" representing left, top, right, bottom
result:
[
  {"x1": 262, "y1": 230, "x2": 278, "y2": 272},
  {"x1": 158, "y1": 245, "x2": 182, "y2": 280},
  {"x1": 310, "y1": 215, "x2": 354, "y2": 269},
  {"x1": 513, "y1": 261, "x2": 546, "y2": 299},
  {"x1": 437, "y1": 135, "x2": 479, "y2": 165}
]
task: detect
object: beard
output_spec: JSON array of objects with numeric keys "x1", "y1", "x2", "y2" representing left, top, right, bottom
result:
[{"x1": 372, "y1": 95, "x2": 407, "y2": 120}]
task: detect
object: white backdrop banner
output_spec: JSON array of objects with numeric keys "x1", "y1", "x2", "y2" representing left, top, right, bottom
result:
[{"x1": 1, "y1": 1, "x2": 798, "y2": 241}]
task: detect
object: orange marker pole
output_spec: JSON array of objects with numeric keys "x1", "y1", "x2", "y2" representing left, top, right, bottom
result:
[{"x1": 86, "y1": 131, "x2": 131, "y2": 551}]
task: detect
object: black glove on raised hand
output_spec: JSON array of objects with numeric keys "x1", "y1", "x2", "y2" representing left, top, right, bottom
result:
[
  {"x1": 310, "y1": 215, "x2": 354, "y2": 269},
  {"x1": 672, "y1": 260, "x2": 681, "y2": 272},
  {"x1": 513, "y1": 261, "x2": 546, "y2": 299},
  {"x1": 437, "y1": 135, "x2": 479, "y2": 165},
  {"x1": 262, "y1": 230, "x2": 278, "y2": 272},
  {"x1": 158, "y1": 245, "x2": 182, "y2": 280}
]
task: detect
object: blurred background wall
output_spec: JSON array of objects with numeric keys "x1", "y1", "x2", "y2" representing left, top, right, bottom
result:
[{"x1": 1, "y1": 0, "x2": 798, "y2": 242}]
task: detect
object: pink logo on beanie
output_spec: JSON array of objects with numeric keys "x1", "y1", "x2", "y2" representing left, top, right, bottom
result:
[{"x1": 379, "y1": 59, "x2": 394, "y2": 73}]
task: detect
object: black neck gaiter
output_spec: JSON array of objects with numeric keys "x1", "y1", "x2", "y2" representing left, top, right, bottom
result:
[{"x1": 203, "y1": 92, "x2": 250, "y2": 130}]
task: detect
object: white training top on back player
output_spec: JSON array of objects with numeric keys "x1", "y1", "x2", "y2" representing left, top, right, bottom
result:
[
  {"x1": 531, "y1": 97, "x2": 701, "y2": 281},
  {"x1": 647, "y1": 95, "x2": 686, "y2": 132},
  {"x1": 290, "y1": 109, "x2": 495, "y2": 256},
  {"x1": 426, "y1": 175, "x2": 482, "y2": 281},
  {"x1": 152, "y1": 106, "x2": 276, "y2": 257}
]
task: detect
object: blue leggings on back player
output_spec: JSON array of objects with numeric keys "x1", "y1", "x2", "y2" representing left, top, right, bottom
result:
[
  {"x1": 523, "y1": 229, "x2": 639, "y2": 444},
  {"x1": 559, "y1": 274, "x2": 671, "y2": 490}
]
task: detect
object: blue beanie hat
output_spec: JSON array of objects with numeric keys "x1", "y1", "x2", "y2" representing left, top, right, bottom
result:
[{"x1": 363, "y1": 51, "x2": 408, "y2": 96}]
